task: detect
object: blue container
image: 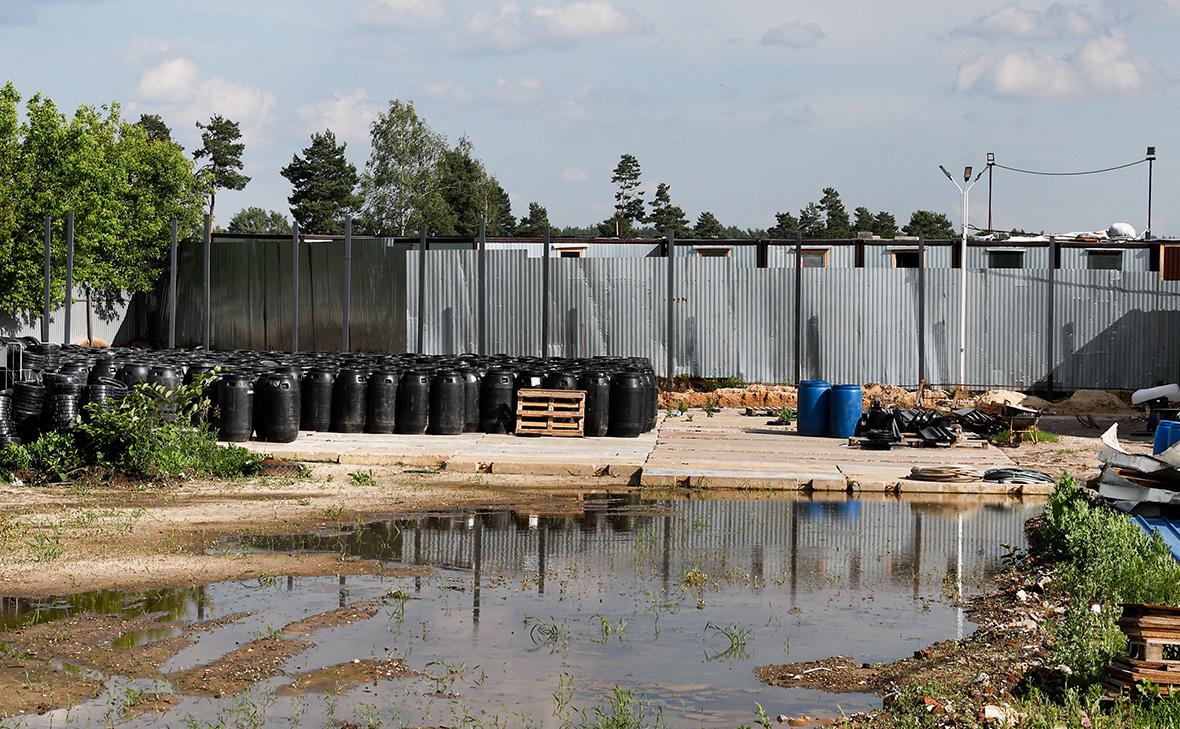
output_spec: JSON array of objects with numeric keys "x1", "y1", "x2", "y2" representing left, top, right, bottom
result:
[
  {"x1": 797, "y1": 379, "x2": 831, "y2": 437},
  {"x1": 828, "y1": 384, "x2": 863, "y2": 439},
  {"x1": 1155, "y1": 420, "x2": 1180, "y2": 455}
]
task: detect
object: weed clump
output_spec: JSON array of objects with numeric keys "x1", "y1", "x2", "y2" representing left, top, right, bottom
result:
[{"x1": 0, "y1": 376, "x2": 261, "y2": 484}]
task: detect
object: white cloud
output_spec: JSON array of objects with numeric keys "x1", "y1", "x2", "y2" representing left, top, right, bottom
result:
[
  {"x1": 296, "y1": 89, "x2": 383, "y2": 144},
  {"x1": 954, "y1": 30, "x2": 1158, "y2": 98},
  {"x1": 954, "y1": 2, "x2": 1097, "y2": 39},
  {"x1": 357, "y1": 0, "x2": 445, "y2": 28},
  {"x1": 424, "y1": 77, "x2": 543, "y2": 106},
  {"x1": 766, "y1": 104, "x2": 816, "y2": 127},
  {"x1": 135, "y1": 58, "x2": 199, "y2": 103},
  {"x1": 124, "y1": 35, "x2": 171, "y2": 62},
  {"x1": 133, "y1": 58, "x2": 276, "y2": 143},
  {"x1": 761, "y1": 20, "x2": 825, "y2": 50},
  {"x1": 466, "y1": 1, "x2": 648, "y2": 52},
  {"x1": 562, "y1": 166, "x2": 588, "y2": 182}
]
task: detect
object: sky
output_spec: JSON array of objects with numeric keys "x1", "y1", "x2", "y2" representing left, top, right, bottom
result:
[{"x1": 1, "y1": 0, "x2": 1177, "y2": 235}]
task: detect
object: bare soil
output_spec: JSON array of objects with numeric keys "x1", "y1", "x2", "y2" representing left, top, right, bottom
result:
[
  {"x1": 276, "y1": 658, "x2": 415, "y2": 696},
  {"x1": 757, "y1": 558, "x2": 1065, "y2": 728}
]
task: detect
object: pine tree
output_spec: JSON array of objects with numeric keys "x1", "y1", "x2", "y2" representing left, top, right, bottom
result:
[
  {"x1": 137, "y1": 114, "x2": 174, "y2": 145},
  {"x1": 872, "y1": 211, "x2": 898, "y2": 238},
  {"x1": 799, "y1": 203, "x2": 824, "y2": 239},
  {"x1": 610, "y1": 153, "x2": 645, "y2": 237},
  {"x1": 280, "y1": 130, "x2": 362, "y2": 235},
  {"x1": 769, "y1": 211, "x2": 800, "y2": 239},
  {"x1": 516, "y1": 202, "x2": 552, "y2": 237},
  {"x1": 194, "y1": 115, "x2": 250, "y2": 228},
  {"x1": 820, "y1": 187, "x2": 851, "y2": 238},
  {"x1": 693, "y1": 211, "x2": 725, "y2": 239},
  {"x1": 853, "y1": 206, "x2": 875, "y2": 234},
  {"x1": 903, "y1": 210, "x2": 956, "y2": 238},
  {"x1": 648, "y1": 182, "x2": 691, "y2": 237}
]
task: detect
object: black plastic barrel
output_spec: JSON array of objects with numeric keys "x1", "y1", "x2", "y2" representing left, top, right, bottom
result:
[
  {"x1": 148, "y1": 365, "x2": 181, "y2": 392},
  {"x1": 479, "y1": 368, "x2": 516, "y2": 434},
  {"x1": 608, "y1": 371, "x2": 645, "y2": 438},
  {"x1": 428, "y1": 370, "x2": 465, "y2": 435},
  {"x1": 218, "y1": 374, "x2": 254, "y2": 442},
  {"x1": 256, "y1": 373, "x2": 300, "y2": 443},
  {"x1": 460, "y1": 368, "x2": 481, "y2": 433},
  {"x1": 543, "y1": 371, "x2": 579, "y2": 391},
  {"x1": 365, "y1": 370, "x2": 399, "y2": 434},
  {"x1": 88, "y1": 358, "x2": 120, "y2": 384},
  {"x1": 396, "y1": 371, "x2": 430, "y2": 435},
  {"x1": 119, "y1": 362, "x2": 151, "y2": 388},
  {"x1": 578, "y1": 371, "x2": 612, "y2": 438},
  {"x1": 331, "y1": 369, "x2": 368, "y2": 433},
  {"x1": 301, "y1": 369, "x2": 335, "y2": 432},
  {"x1": 640, "y1": 370, "x2": 658, "y2": 432}
]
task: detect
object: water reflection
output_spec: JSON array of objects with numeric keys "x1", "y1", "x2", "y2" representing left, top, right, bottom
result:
[{"x1": 0, "y1": 493, "x2": 1043, "y2": 728}]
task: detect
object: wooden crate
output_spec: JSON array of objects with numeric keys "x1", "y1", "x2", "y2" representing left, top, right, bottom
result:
[
  {"x1": 515, "y1": 388, "x2": 585, "y2": 438},
  {"x1": 1105, "y1": 604, "x2": 1180, "y2": 695}
]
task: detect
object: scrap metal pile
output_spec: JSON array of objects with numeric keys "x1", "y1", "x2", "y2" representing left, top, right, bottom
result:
[
  {"x1": 854, "y1": 400, "x2": 1003, "y2": 449},
  {"x1": 1094, "y1": 424, "x2": 1180, "y2": 513}
]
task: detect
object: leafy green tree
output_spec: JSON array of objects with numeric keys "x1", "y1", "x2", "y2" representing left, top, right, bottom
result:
[
  {"x1": 819, "y1": 187, "x2": 851, "y2": 238},
  {"x1": 226, "y1": 207, "x2": 292, "y2": 235},
  {"x1": 361, "y1": 99, "x2": 450, "y2": 237},
  {"x1": 516, "y1": 202, "x2": 553, "y2": 237},
  {"x1": 693, "y1": 211, "x2": 725, "y2": 239},
  {"x1": 769, "y1": 212, "x2": 800, "y2": 239},
  {"x1": 648, "y1": 182, "x2": 691, "y2": 237},
  {"x1": 872, "y1": 211, "x2": 898, "y2": 238},
  {"x1": 799, "y1": 203, "x2": 824, "y2": 239},
  {"x1": 193, "y1": 115, "x2": 249, "y2": 228},
  {"x1": 610, "y1": 153, "x2": 645, "y2": 237},
  {"x1": 280, "y1": 129, "x2": 362, "y2": 235},
  {"x1": 435, "y1": 136, "x2": 514, "y2": 238},
  {"x1": 137, "y1": 114, "x2": 174, "y2": 145},
  {"x1": 903, "y1": 210, "x2": 957, "y2": 239},
  {"x1": 0, "y1": 82, "x2": 203, "y2": 315}
]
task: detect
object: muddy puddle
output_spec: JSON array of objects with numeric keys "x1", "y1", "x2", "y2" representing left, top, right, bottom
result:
[{"x1": 0, "y1": 494, "x2": 1042, "y2": 727}]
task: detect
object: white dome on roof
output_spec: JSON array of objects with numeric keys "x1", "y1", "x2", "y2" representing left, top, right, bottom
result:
[{"x1": 1108, "y1": 222, "x2": 1136, "y2": 239}]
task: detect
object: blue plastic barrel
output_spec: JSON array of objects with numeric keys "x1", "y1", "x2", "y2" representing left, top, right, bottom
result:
[
  {"x1": 796, "y1": 379, "x2": 831, "y2": 436},
  {"x1": 828, "y1": 384, "x2": 863, "y2": 438},
  {"x1": 1155, "y1": 420, "x2": 1180, "y2": 455}
]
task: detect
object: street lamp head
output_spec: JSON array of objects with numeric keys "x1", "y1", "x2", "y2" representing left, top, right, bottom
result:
[
  {"x1": 939, "y1": 164, "x2": 954, "y2": 181},
  {"x1": 987, "y1": 152, "x2": 995, "y2": 164},
  {"x1": 1147, "y1": 146, "x2": 1157, "y2": 161},
  {"x1": 963, "y1": 166, "x2": 973, "y2": 182}
]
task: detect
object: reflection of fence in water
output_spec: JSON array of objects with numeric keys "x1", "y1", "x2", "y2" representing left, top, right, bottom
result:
[{"x1": 401, "y1": 499, "x2": 1035, "y2": 592}]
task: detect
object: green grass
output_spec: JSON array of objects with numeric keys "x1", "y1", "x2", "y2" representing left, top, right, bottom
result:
[{"x1": 991, "y1": 428, "x2": 1061, "y2": 445}]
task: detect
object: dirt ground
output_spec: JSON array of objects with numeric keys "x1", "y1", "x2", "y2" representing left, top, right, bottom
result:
[
  {"x1": 0, "y1": 465, "x2": 616, "y2": 598},
  {"x1": 758, "y1": 557, "x2": 1060, "y2": 728}
]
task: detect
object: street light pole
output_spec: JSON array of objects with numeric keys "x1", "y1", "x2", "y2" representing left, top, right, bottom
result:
[
  {"x1": 1147, "y1": 146, "x2": 1156, "y2": 240},
  {"x1": 940, "y1": 163, "x2": 984, "y2": 392}
]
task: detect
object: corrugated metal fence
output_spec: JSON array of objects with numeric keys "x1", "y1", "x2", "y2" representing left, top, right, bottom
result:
[{"x1": 168, "y1": 240, "x2": 1180, "y2": 390}]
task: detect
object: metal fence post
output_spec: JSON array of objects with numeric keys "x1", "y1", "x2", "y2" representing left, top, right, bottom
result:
[
  {"x1": 203, "y1": 214, "x2": 211, "y2": 349},
  {"x1": 343, "y1": 218, "x2": 352, "y2": 352},
  {"x1": 291, "y1": 223, "x2": 300, "y2": 353},
  {"x1": 416, "y1": 224, "x2": 427, "y2": 354},
  {"x1": 42, "y1": 217, "x2": 52, "y2": 343},
  {"x1": 478, "y1": 217, "x2": 487, "y2": 355},
  {"x1": 168, "y1": 219, "x2": 178, "y2": 349},
  {"x1": 793, "y1": 232, "x2": 802, "y2": 383},
  {"x1": 63, "y1": 212, "x2": 74, "y2": 345},
  {"x1": 541, "y1": 228, "x2": 550, "y2": 358},
  {"x1": 666, "y1": 231, "x2": 675, "y2": 383},
  {"x1": 1047, "y1": 238, "x2": 1056, "y2": 394},
  {"x1": 917, "y1": 235, "x2": 926, "y2": 388}
]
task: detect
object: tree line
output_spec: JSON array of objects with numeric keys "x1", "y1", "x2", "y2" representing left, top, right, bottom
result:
[{"x1": 0, "y1": 82, "x2": 961, "y2": 315}]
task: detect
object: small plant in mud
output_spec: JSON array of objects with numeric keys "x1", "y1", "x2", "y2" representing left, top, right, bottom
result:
[
  {"x1": 250, "y1": 624, "x2": 282, "y2": 641},
  {"x1": 523, "y1": 616, "x2": 571, "y2": 649},
  {"x1": 775, "y1": 406, "x2": 794, "y2": 424},
  {"x1": 676, "y1": 401, "x2": 689, "y2": 416},
  {"x1": 682, "y1": 566, "x2": 708, "y2": 590},
  {"x1": 349, "y1": 469, "x2": 377, "y2": 487},
  {"x1": 322, "y1": 505, "x2": 345, "y2": 522},
  {"x1": 577, "y1": 687, "x2": 667, "y2": 729},
  {"x1": 703, "y1": 395, "x2": 719, "y2": 417},
  {"x1": 424, "y1": 660, "x2": 467, "y2": 696},
  {"x1": 592, "y1": 614, "x2": 628, "y2": 643},
  {"x1": 552, "y1": 672, "x2": 575, "y2": 722}
]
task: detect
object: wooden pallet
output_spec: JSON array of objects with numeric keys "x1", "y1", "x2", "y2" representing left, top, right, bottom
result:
[
  {"x1": 1104, "y1": 604, "x2": 1180, "y2": 695},
  {"x1": 848, "y1": 435, "x2": 990, "y2": 450},
  {"x1": 515, "y1": 388, "x2": 585, "y2": 438}
]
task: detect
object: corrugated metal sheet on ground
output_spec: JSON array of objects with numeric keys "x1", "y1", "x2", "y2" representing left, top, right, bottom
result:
[{"x1": 1132, "y1": 515, "x2": 1180, "y2": 563}]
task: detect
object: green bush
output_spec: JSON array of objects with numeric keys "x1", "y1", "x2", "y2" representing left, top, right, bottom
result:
[
  {"x1": 2, "y1": 375, "x2": 261, "y2": 484},
  {"x1": 1030, "y1": 477, "x2": 1180, "y2": 685}
]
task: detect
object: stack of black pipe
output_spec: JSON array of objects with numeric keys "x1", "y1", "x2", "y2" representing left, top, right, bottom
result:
[{"x1": 0, "y1": 342, "x2": 661, "y2": 446}]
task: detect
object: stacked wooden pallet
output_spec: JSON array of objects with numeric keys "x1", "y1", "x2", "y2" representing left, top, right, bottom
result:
[
  {"x1": 515, "y1": 388, "x2": 585, "y2": 438},
  {"x1": 1104, "y1": 604, "x2": 1180, "y2": 695}
]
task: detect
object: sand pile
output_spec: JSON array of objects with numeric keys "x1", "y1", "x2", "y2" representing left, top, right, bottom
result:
[
  {"x1": 975, "y1": 390, "x2": 1055, "y2": 412},
  {"x1": 1050, "y1": 389, "x2": 1133, "y2": 415},
  {"x1": 659, "y1": 385, "x2": 797, "y2": 410}
]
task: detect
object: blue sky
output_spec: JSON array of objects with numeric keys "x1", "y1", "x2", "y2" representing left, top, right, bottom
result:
[{"x1": 1, "y1": 0, "x2": 1177, "y2": 234}]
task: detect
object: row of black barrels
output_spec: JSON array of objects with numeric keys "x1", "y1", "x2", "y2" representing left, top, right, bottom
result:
[
  {"x1": 0, "y1": 373, "x2": 138, "y2": 445},
  {"x1": 220, "y1": 366, "x2": 657, "y2": 443}
]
